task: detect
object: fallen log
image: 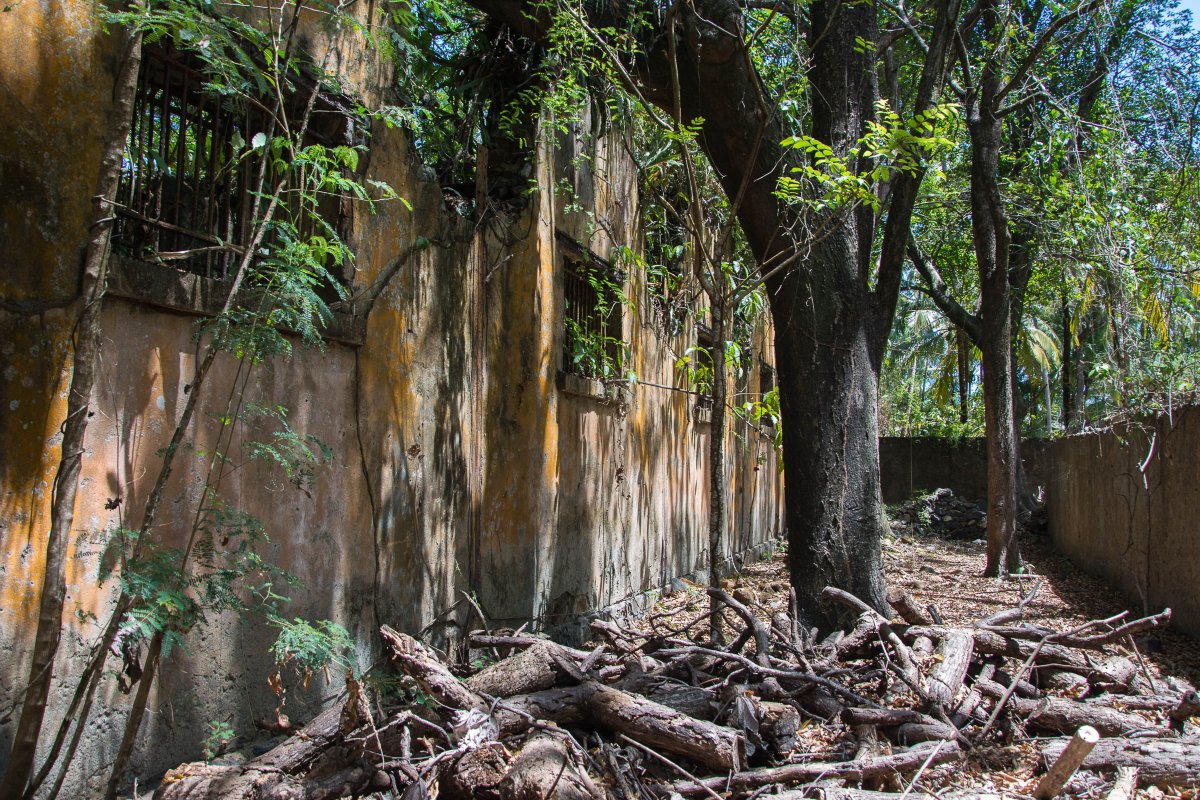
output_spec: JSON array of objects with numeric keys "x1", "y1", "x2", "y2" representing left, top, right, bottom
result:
[
  {"x1": 954, "y1": 662, "x2": 994, "y2": 725},
  {"x1": 439, "y1": 747, "x2": 509, "y2": 800},
  {"x1": 154, "y1": 705, "x2": 357, "y2": 800},
  {"x1": 495, "y1": 733, "x2": 602, "y2": 800},
  {"x1": 639, "y1": 682, "x2": 717, "y2": 721},
  {"x1": 381, "y1": 626, "x2": 488, "y2": 715},
  {"x1": 584, "y1": 682, "x2": 743, "y2": 771},
  {"x1": 904, "y1": 626, "x2": 1128, "y2": 685},
  {"x1": 775, "y1": 790, "x2": 1003, "y2": 800},
  {"x1": 893, "y1": 721, "x2": 959, "y2": 746},
  {"x1": 671, "y1": 741, "x2": 962, "y2": 796},
  {"x1": 467, "y1": 641, "x2": 582, "y2": 697},
  {"x1": 468, "y1": 632, "x2": 591, "y2": 660},
  {"x1": 1040, "y1": 735, "x2": 1200, "y2": 788},
  {"x1": 1036, "y1": 669, "x2": 1091, "y2": 694},
  {"x1": 886, "y1": 589, "x2": 933, "y2": 626},
  {"x1": 927, "y1": 630, "x2": 973, "y2": 708},
  {"x1": 842, "y1": 708, "x2": 932, "y2": 727},
  {"x1": 975, "y1": 675, "x2": 1040, "y2": 701},
  {"x1": 1011, "y1": 697, "x2": 1159, "y2": 737},
  {"x1": 760, "y1": 700, "x2": 803, "y2": 756}
]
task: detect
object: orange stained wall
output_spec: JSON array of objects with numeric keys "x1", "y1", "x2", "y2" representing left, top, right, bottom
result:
[{"x1": 0, "y1": 2, "x2": 784, "y2": 792}]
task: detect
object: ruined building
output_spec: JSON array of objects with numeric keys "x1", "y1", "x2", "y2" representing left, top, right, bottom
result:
[{"x1": 0, "y1": 3, "x2": 783, "y2": 792}]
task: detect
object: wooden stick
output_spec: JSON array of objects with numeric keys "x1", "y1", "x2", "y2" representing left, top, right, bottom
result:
[
  {"x1": 1169, "y1": 690, "x2": 1200, "y2": 731},
  {"x1": 1033, "y1": 725, "x2": 1100, "y2": 799},
  {"x1": 671, "y1": 741, "x2": 962, "y2": 795},
  {"x1": 1105, "y1": 766, "x2": 1138, "y2": 800}
]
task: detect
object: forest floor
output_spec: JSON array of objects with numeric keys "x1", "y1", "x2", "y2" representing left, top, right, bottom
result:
[
  {"x1": 635, "y1": 489, "x2": 1200, "y2": 798},
  {"x1": 151, "y1": 490, "x2": 1199, "y2": 800}
]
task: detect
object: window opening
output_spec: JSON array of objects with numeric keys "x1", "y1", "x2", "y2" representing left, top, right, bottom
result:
[
  {"x1": 694, "y1": 322, "x2": 716, "y2": 412},
  {"x1": 760, "y1": 359, "x2": 776, "y2": 398},
  {"x1": 113, "y1": 42, "x2": 359, "y2": 282},
  {"x1": 560, "y1": 235, "x2": 625, "y2": 381}
]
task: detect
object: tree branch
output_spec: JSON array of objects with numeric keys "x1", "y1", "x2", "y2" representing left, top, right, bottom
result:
[{"x1": 907, "y1": 236, "x2": 983, "y2": 344}]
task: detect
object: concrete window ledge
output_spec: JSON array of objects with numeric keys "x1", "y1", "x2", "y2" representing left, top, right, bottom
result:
[
  {"x1": 557, "y1": 370, "x2": 629, "y2": 406},
  {"x1": 107, "y1": 255, "x2": 364, "y2": 345}
]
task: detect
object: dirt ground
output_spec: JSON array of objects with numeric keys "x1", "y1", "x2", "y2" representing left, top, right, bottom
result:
[{"x1": 635, "y1": 501, "x2": 1200, "y2": 799}]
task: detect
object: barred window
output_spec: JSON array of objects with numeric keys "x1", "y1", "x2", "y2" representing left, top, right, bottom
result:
[
  {"x1": 760, "y1": 359, "x2": 776, "y2": 397},
  {"x1": 694, "y1": 322, "x2": 716, "y2": 412},
  {"x1": 559, "y1": 235, "x2": 625, "y2": 381},
  {"x1": 113, "y1": 42, "x2": 358, "y2": 281}
]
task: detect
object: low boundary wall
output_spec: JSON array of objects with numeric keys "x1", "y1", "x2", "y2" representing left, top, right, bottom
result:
[
  {"x1": 879, "y1": 436, "x2": 1050, "y2": 504},
  {"x1": 879, "y1": 408, "x2": 1200, "y2": 637},
  {"x1": 1042, "y1": 406, "x2": 1200, "y2": 637}
]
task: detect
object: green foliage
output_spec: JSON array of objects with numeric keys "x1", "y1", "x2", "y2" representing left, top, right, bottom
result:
[
  {"x1": 240, "y1": 403, "x2": 334, "y2": 492},
  {"x1": 779, "y1": 101, "x2": 958, "y2": 214},
  {"x1": 736, "y1": 386, "x2": 783, "y2": 451},
  {"x1": 201, "y1": 720, "x2": 236, "y2": 762},
  {"x1": 267, "y1": 616, "x2": 354, "y2": 678},
  {"x1": 564, "y1": 262, "x2": 630, "y2": 381}
]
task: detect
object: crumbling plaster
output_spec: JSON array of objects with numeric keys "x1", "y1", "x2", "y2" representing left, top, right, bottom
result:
[{"x1": 0, "y1": 2, "x2": 783, "y2": 794}]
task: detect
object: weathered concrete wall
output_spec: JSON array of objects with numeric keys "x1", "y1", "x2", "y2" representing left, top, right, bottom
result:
[
  {"x1": 476, "y1": 105, "x2": 783, "y2": 640},
  {"x1": 1041, "y1": 407, "x2": 1200, "y2": 638},
  {"x1": 879, "y1": 436, "x2": 1051, "y2": 504},
  {"x1": 0, "y1": 4, "x2": 783, "y2": 794}
]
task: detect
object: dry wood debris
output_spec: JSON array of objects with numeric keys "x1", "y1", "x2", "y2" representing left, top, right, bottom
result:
[{"x1": 152, "y1": 502, "x2": 1200, "y2": 800}]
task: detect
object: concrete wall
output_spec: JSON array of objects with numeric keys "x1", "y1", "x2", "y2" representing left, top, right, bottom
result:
[
  {"x1": 879, "y1": 436, "x2": 1050, "y2": 504},
  {"x1": 880, "y1": 415, "x2": 1200, "y2": 637},
  {"x1": 1041, "y1": 407, "x2": 1200, "y2": 638},
  {"x1": 0, "y1": 5, "x2": 783, "y2": 794}
]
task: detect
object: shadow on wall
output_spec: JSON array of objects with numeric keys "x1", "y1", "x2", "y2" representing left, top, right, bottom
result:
[{"x1": 878, "y1": 436, "x2": 1052, "y2": 505}]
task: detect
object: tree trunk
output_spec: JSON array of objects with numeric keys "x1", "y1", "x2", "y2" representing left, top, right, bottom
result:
[
  {"x1": 707, "y1": 306, "x2": 730, "y2": 641},
  {"x1": 967, "y1": 5, "x2": 1021, "y2": 578},
  {"x1": 771, "y1": 0, "x2": 888, "y2": 631},
  {"x1": 956, "y1": 326, "x2": 971, "y2": 424},
  {"x1": 777, "y1": 304, "x2": 888, "y2": 627},
  {"x1": 0, "y1": 23, "x2": 144, "y2": 800}
]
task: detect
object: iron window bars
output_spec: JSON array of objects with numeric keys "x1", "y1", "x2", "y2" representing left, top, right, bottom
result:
[
  {"x1": 113, "y1": 41, "x2": 359, "y2": 281},
  {"x1": 558, "y1": 232, "x2": 625, "y2": 381}
]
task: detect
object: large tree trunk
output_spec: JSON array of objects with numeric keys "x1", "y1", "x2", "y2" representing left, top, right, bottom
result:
[
  {"x1": 772, "y1": 0, "x2": 888, "y2": 629},
  {"x1": 776, "y1": 299, "x2": 888, "y2": 626}
]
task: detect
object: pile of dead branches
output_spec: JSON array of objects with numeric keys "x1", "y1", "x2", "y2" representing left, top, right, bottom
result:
[{"x1": 152, "y1": 585, "x2": 1196, "y2": 800}]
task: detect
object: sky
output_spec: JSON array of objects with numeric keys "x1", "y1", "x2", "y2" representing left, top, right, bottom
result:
[{"x1": 1180, "y1": 0, "x2": 1200, "y2": 26}]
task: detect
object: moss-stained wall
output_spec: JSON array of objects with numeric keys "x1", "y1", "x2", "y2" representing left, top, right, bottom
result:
[{"x1": 0, "y1": 3, "x2": 783, "y2": 793}]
